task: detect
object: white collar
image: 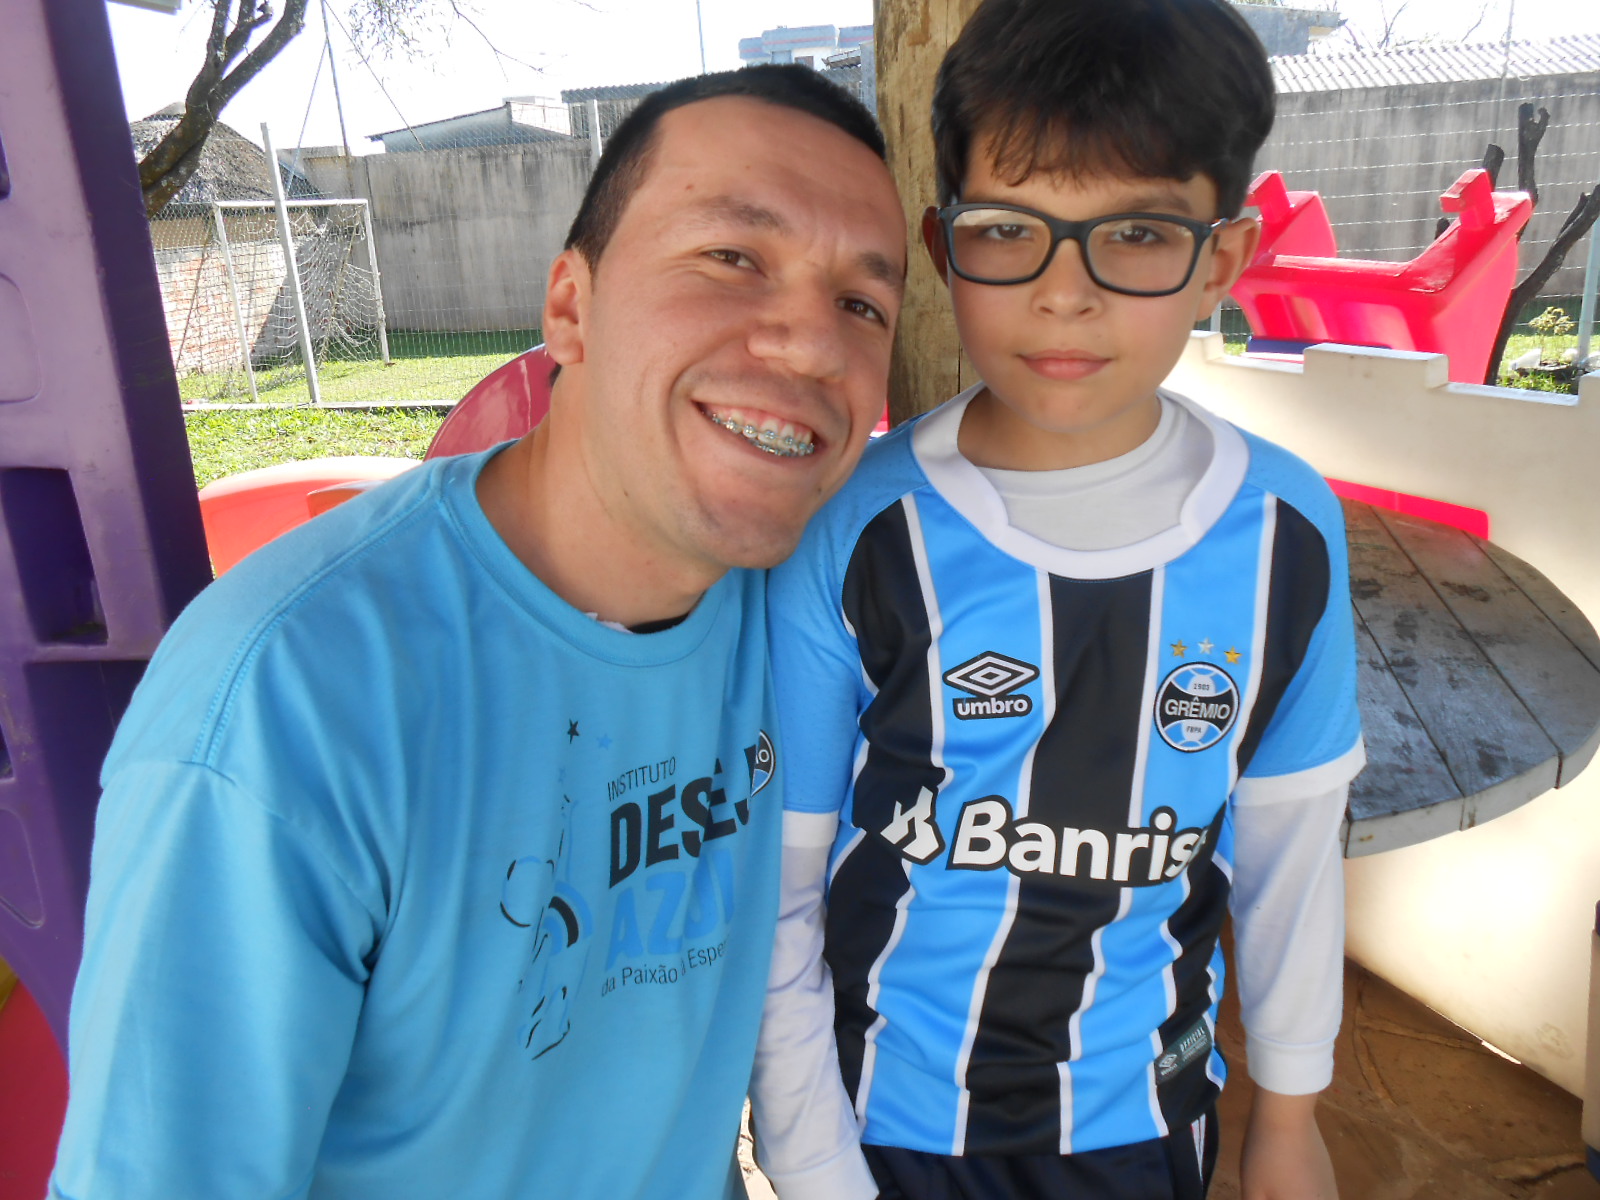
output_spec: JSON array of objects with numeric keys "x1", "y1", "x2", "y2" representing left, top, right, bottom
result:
[{"x1": 909, "y1": 384, "x2": 1250, "y2": 579}]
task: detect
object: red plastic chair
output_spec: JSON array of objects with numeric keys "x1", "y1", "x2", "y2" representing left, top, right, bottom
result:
[
  {"x1": 425, "y1": 345, "x2": 554, "y2": 459},
  {"x1": 196, "y1": 457, "x2": 418, "y2": 575},
  {"x1": 1231, "y1": 169, "x2": 1533, "y2": 384},
  {"x1": 194, "y1": 346, "x2": 554, "y2": 574}
]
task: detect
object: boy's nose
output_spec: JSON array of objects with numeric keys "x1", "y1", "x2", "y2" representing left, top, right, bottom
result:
[{"x1": 1031, "y1": 239, "x2": 1104, "y2": 318}]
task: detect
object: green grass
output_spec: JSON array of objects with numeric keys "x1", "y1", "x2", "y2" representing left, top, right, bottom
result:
[
  {"x1": 184, "y1": 406, "x2": 448, "y2": 488},
  {"x1": 179, "y1": 328, "x2": 542, "y2": 406}
]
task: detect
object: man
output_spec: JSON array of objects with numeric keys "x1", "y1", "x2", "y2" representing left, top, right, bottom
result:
[{"x1": 50, "y1": 66, "x2": 906, "y2": 1200}]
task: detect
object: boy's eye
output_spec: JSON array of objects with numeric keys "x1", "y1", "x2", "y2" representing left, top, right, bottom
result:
[
  {"x1": 1100, "y1": 221, "x2": 1173, "y2": 248},
  {"x1": 977, "y1": 222, "x2": 1037, "y2": 242}
]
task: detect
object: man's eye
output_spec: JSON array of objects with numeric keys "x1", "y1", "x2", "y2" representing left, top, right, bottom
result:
[
  {"x1": 706, "y1": 248, "x2": 756, "y2": 269},
  {"x1": 840, "y1": 297, "x2": 887, "y2": 325}
]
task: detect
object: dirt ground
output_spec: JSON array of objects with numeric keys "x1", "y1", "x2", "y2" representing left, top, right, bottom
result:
[{"x1": 740, "y1": 961, "x2": 1594, "y2": 1198}]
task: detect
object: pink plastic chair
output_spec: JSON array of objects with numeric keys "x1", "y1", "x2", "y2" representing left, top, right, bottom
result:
[
  {"x1": 1231, "y1": 169, "x2": 1533, "y2": 383},
  {"x1": 424, "y1": 344, "x2": 554, "y2": 459}
]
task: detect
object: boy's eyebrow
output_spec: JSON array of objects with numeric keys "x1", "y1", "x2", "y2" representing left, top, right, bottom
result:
[
  {"x1": 963, "y1": 188, "x2": 1200, "y2": 217},
  {"x1": 679, "y1": 195, "x2": 905, "y2": 293},
  {"x1": 1119, "y1": 189, "x2": 1197, "y2": 215}
]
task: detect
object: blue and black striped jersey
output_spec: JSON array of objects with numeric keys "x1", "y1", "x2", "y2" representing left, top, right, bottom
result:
[{"x1": 768, "y1": 388, "x2": 1363, "y2": 1159}]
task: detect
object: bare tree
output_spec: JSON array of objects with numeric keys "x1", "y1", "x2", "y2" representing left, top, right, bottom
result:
[
  {"x1": 1482, "y1": 104, "x2": 1600, "y2": 383},
  {"x1": 137, "y1": 0, "x2": 548, "y2": 217},
  {"x1": 1333, "y1": 0, "x2": 1496, "y2": 54},
  {"x1": 139, "y1": 0, "x2": 309, "y2": 217}
]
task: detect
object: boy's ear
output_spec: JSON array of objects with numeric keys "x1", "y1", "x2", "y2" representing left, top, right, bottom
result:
[
  {"x1": 1197, "y1": 215, "x2": 1261, "y2": 316},
  {"x1": 921, "y1": 207, "x2": 951, "y2": 287},
  {"x1": 542, "y1": 248, "x2": 591, "y2": 367}
]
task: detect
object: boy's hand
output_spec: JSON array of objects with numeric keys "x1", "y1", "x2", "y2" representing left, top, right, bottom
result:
[{"x1": 1239, "y1": 1089, "x2": 1339, "y2": 1200}]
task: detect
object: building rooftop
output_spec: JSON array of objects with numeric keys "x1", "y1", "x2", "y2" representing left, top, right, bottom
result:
[
  {"x1": 1272, "y1": 32, "x2": 1600, "y2": 92},
  {"x1": 560, "y1": 82, "x2": 670, "y2": 103},
  {"x1": 131, "y1": 108, "x2": 316, "y2": 212}
]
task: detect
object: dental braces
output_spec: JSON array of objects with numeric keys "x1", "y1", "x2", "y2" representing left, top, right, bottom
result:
[{"x1": 704, "y1": 408, "x2": 816, "y2": 457}]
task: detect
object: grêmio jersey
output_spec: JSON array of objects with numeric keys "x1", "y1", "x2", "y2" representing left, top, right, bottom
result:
[{"x1": 767, "y1": 387, "x2": 1364, "y2": 1158}]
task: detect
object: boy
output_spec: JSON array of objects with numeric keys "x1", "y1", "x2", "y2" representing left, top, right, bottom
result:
[{"x1": 750, "y1": 2, "x2": 1362, "y2": 1198}]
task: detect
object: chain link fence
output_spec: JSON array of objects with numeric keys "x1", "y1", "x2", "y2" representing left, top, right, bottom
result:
[
  {"x1": 1215, "y1": 36, "x2": 1600, "y2": 382},
  {"x1": 148, "y1": 41, "x2": 1596, "y2": 405}
]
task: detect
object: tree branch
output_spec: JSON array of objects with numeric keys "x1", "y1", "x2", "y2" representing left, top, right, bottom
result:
[
  {"x1": 447, "y1": 1, "x2": 546, "y2": 75},
  {"x1": 1484, "y1": 187, "x2": 1600, "y2": 383},
  {"x1": 1516, "y1": 104, "x2": 1550, "y2": 207},
  {"x1": 1481, "y1": 142, "x2": 1505, "y2": 187},
  {"x1": 139, "y1": 0, "x2": 308, "y2": 216}
]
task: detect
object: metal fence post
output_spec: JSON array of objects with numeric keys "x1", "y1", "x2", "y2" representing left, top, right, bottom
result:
[
  {"x1": 1579, "y1": 225, "x2": 1599, "y2": 368},
  {"x1": 358, "y1": 199, "x2": 391, "y2": 365},
  {"x1": 260, "y1": 122, "x2": 322, "y2": 404},
  {"x1": 588, "y1": 98, "x2": 603, "y2": 169},
  {"x1": 211, "y1": 201, "x2": 260, "y2": 402}
]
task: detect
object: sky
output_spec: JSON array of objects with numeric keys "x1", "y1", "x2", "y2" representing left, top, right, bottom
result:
[
  {"x1": 106, "y1": 0, "x2": 1600, "y2": 155},
  {"x1": 107, "y1": 0, "x2": 874, "y2": 153}
]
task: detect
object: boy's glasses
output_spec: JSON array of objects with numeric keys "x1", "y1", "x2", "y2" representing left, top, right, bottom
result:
[{"x1": 936, "y1": 203, "x2": 1229, "y2": 295}]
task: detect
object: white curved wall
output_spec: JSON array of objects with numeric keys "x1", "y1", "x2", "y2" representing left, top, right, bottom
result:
[{"x1": 1166, "y1": 334, "x2": 1600, "y2": 1095}]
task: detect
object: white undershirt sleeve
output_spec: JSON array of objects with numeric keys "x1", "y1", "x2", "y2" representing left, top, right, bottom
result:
[
  {"x1": 1228, "y1": 782, "x2": 1348, "y2": 1095},
  {"x1": 748, "y1": 810, "x2": 878, "y2": 1200}
]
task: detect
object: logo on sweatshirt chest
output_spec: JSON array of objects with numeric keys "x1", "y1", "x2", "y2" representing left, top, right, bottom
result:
[
  {"x1": 1154, "y1": 662, "x2": 1239, "y2": 752},
  {"x1": 943, "y1": 651, "x2": 1039, "y2": 720}
]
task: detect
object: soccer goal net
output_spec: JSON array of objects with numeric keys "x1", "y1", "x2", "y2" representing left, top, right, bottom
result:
[{"x1": 152, "y1": 199, "x2": 389, "y2": 404}]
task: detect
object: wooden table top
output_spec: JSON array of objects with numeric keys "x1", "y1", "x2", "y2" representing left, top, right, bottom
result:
[{"x1": 1343, "y1": 500, "x2": 1600, "y2": 856}]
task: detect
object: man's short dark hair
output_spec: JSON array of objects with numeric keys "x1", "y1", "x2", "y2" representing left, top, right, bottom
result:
[
  {"x1": 564, "y1": 64, "x2": 888, "y2": 269},
  {"x1": 931, "y1": 0, "x2": 1275, "y2": 217}
]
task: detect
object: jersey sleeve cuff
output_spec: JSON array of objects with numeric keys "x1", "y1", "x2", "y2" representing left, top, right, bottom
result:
[
  {"x1": 760, "y1": 1143, "x2": 879, "y2": 1200},
  {"x1": 1244, "y1": 1032, "x2": 1336, "y2": 1095},
  {"x1": 783, "y1": 809, "x2": 841, "y2": 849},
  {"x1": 1234, "y1": 738, "x2": 1366, "y2": 807}
]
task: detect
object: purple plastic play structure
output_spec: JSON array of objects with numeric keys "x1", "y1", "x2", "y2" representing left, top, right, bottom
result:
[{"x1": 0, "y1": 0, "x2": 212, "y2": 1049}]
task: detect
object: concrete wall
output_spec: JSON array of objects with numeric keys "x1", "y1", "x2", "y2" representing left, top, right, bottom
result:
[
  {"x1": 1165, "y1": 336, "x2": 1600, "y2": 1096},
  {"x1": 299, "y1": 141, "x2": 591, "y2": 333},
  {"x1": 1264, "y1": 71, "x2": 1600, "y2": 296}
]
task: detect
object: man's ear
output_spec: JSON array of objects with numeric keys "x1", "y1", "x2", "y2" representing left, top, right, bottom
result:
[
  {"x1": 542, "y1": 248, "x2": 591, "y2": 366},
  {"x1": 921, "y1": 207, "x2": 951, "y2": 288},
  {"x1": 1196, "y1": 215, "x2": 1261, "y2": 317}
]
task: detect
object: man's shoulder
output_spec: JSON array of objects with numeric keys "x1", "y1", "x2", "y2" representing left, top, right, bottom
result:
[{"x1": 107, "y1": 454, "x2": 479, "y2": 773}]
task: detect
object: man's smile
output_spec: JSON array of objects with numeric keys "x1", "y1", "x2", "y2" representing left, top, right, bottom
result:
[{"x1": 699, "y1": 404, "x2": 818, "y2": 458}]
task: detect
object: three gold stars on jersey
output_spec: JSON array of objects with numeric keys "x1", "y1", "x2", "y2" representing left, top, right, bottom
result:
[{"x1": 1170, "y1": 637, "x2": 1242, "y2": 664}]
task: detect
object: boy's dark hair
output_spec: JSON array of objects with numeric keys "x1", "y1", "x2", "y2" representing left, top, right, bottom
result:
[
  {"x1": 565, "y1": 64, "x2": 888, "y2": 268},
  {"x1": 931, "y1": 0, "x2": 1275, "y2": 217}
]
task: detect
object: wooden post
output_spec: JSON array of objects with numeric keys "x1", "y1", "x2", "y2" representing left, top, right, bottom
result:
[{"x1": 876, "y1": 0, "x2": 979, "y2": 426}]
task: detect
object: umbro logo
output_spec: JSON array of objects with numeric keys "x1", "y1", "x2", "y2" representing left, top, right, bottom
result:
[{"x1": 943, "y1": 651, "x2": 1038, "y2": 720}]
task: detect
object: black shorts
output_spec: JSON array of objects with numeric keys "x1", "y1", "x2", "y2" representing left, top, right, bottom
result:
[{"x1": 862, "y1": 1111, "x2": 1218, "y2": 1200}]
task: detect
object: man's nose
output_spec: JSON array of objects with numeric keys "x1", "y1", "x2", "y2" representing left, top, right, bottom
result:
[
  {"x1": 746, "y1": 281, "x2": 849, "y2": 380},
  {"x1": 1032, "y1": 239, "x2": 1104, "y2": 318}
]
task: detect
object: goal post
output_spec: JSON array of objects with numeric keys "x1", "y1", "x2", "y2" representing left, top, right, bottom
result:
[{"x1": 196, "y1": 197, "x2": 391, "y2": 404}]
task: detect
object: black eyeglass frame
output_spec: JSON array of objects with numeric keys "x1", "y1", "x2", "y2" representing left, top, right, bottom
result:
[{"x1": 936, "y1": 202, "x2": 1230, "y2": 296}]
